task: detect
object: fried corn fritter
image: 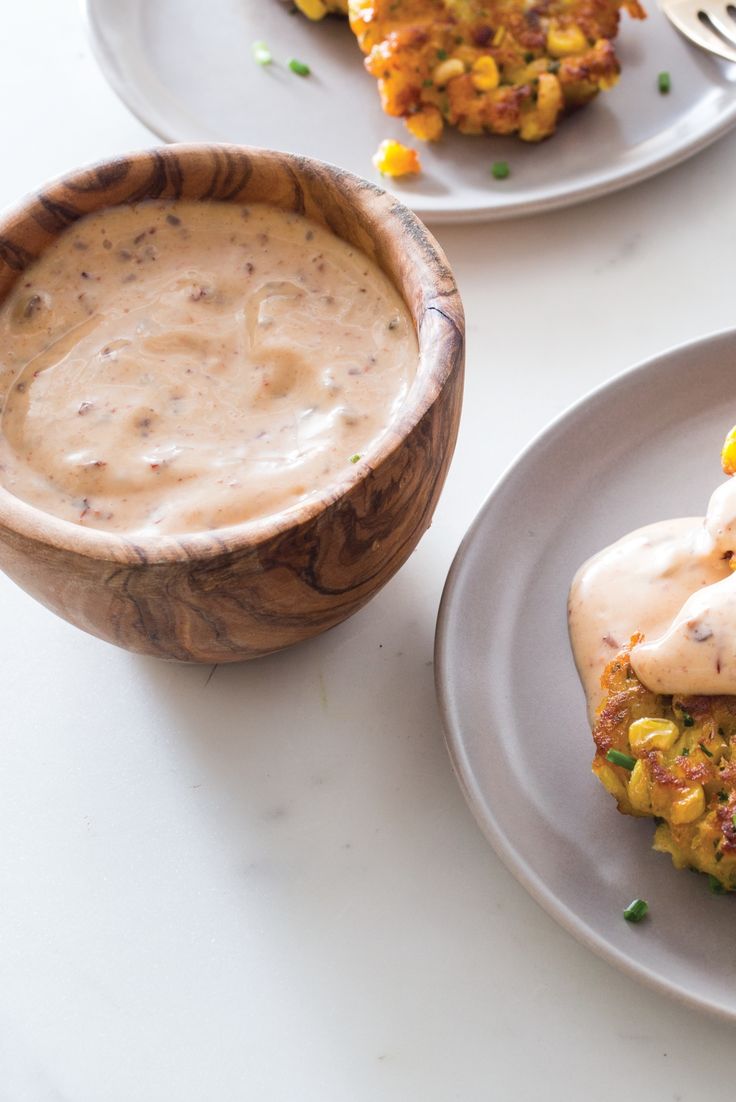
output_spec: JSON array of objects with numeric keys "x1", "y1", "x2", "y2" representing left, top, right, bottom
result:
[
  {"x1": 349, "y1": 0, "x2": 645, "y2": 142},
  {"x1": 592, "y1": 639, "x2": 736, "y2": 890},
  {"x1": 293, "y1": 0, "x2": 645, "y2": 141}
]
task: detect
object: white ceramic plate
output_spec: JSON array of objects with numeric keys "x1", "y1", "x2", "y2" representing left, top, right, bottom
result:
[
  {"x1": 85, "y1": 0, "x2": 736, "y2": 223},
  {"x1": 435, "y1": 328, "x2": 736, "y2": 1020}
]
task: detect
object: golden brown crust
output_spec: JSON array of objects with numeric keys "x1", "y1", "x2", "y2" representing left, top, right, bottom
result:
[
  {"x1": 591, "y1": 639, "x2": 736, "y2": 889},
  {"x1": 347, "y1": 0, "x2": 645, "y2": 141}
]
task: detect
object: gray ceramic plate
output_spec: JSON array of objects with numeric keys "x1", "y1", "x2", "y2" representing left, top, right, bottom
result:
[
  {"x1": 436, "y1": 328, "x2": 736, "y2": 1020},
  {"x1": 85, "y1": 0, "x2": 736, "y2": 222}
]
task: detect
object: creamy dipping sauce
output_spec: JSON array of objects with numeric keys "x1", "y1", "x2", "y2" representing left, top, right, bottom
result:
[
  {"x1": 0, "y1": 201, "x2": 417, "y2": 535},
  {"x1": 569, "y1": 476, "x2": 736, "y2": 715}
]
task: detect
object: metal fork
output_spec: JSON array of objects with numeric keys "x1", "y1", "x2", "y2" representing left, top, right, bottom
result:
[{"x1": 661, "y1": 0, "x2": 736, "y2": 63}]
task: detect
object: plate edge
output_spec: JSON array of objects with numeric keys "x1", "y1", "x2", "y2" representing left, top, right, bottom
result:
[{"x1": 435, "y1": 324, "x2": 736, "y2": 1022}]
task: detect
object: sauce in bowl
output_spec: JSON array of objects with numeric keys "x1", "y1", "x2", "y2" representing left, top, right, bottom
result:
[{"x1": 0, "y1": 201, "x2": 417, "y2": 535}]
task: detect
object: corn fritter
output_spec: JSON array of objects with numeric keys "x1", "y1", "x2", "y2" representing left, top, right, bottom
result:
[
  {"x1": 293, "y1": 0, "x2": 646, "y2": 142},
  {"x1": 592, "y1": 639, "x2": 736, "y2": 890}
]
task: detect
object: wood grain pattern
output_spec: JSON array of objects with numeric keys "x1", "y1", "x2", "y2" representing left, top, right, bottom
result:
[{"x1": 0, "y1": 145, "x2": 464, "y2": 662}]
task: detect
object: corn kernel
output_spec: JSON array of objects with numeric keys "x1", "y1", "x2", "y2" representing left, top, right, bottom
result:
[
  {"x1": 594, "y1": 762, "x2": 627, "y2": 802},
  {"x1": 432, "y1": 57, "x2": 466, "y2": 86},
  {"x1": 722, "y1": 425, "x2": 736, "y2": 475},
  {"x1": 472, "y1": 55, "x2": 500, "y2": 91},
  {"x1": 627, "y1": 760, "x2": 652, "y2": 813},
  {"x1": 405, "y1": 106, "x2": 444, "y2": 141},
  {"x1": 628, "y1": 717, "x2": 679, "y2": 752},
  {"x1": 295, "y1": 0, "x2": 328, "y2": 18},
  {"x1": 372, "y1": 139, "x2": 421, "y2": 177},
  {"x1": 670, "y1": 784, "x2": 706, "y2": 824},
  {"x1": 519, "y1": 71, "x2": 563, "y2": 141},
  {"x1": 547, "y1": 22, "x2": 587, "y2": 56}
]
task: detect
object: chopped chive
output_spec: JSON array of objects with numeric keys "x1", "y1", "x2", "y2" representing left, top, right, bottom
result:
[
  {"x1": 523, "y1": 50, "x2": 535, "y2": 62},
  {"x1": 606, "y1": 748, "x2": 636, "y2": 770},
  {"x1": 288, "y1": 58, "x2": 311, "y2": 77},
  {"x1": 252, "y1": 40, "x2": 272, "y2": 65},
  {"x1": 623, "y1": 898, "x2": 648, "y2": 923},
  {"x1": 491, "y1": 160, "x2": 510, "y2": 180},
  {"x1": 708, "y1": 874, "x2": 726, "y2": 895},
  {"x1": 719, "y1": 790, "x2": 729, "y2": 802},
  {"x1": 681, "y1": 747, "x2": 690, "y2": 757},
  {"x1": 699, "y1": 741, "x2": 714, "y2": 758},
  {"x1": 349, "y1": 453, "x2": 361, "y2": 464},
  {"x1": 437, "y1": 48, "x2": 449, "y2": 59},
  {"x1": 682, "y1": 711, "x2": 694, "y2": 727},
  {"x1": 658, "y1": 70, "x2": 671, "y2": 94}
]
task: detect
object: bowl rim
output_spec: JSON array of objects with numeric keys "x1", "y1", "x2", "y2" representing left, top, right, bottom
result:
[{"x1": 0, "y1": 143, "x2": 464, "y2": 565}]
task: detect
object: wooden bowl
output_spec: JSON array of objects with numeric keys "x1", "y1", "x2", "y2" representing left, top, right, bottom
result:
[{"x1": 0, "y1": 145, "x2": 464, "y2": 662}]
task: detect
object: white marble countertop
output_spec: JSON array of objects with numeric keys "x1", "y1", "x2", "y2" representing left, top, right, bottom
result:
[{"x1": 3, "y1": 3, "x2": 736, "y2": 1098}]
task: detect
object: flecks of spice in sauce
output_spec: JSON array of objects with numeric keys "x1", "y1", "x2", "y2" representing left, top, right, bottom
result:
[
  {"x1": 0, "y1": 200, "x2": 417, "y2": 536},
  {"x1": 569, "y1": 475, "x2": 736, "y2": 712}
]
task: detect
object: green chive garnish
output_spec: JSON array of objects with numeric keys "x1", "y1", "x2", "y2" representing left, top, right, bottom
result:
[
  {"x1": 349, "y1": 454, "x2": 361, "y2": 464},
  {"x1": 491, "y1": 161, "x2": 510, "y2": 180},
  {"x1": 288, "y1": 58, "x2": 311, "y2": 77},
  {"x1": 708, "y1": 874, "x2": 725, "y2": 895},
  {"x1": 699, "y1": 741, "x2": 713, "y2": 758},
  {"x1": 606, "y1": 748, "x2": 636, "y2": 770},
  {"x1": 252, "y1": 40, "x2": 272, "y2": 65},
  {"x1": 623, "y1": 898, "x2": 648, "y2": 923},
  {"x1": 682, "y1": 711, "x2": 694, "y2": 727},
  {"x1": 658, "y1": 71, "x2": 671, "y2": 94},
  {"x1": 437, "y1": 48, "x2": 449, "y2": 59}
]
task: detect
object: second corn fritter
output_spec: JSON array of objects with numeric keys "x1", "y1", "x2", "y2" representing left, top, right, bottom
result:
[{"x1": 293, "y1": 0, "x2": 646, "y2": 142}]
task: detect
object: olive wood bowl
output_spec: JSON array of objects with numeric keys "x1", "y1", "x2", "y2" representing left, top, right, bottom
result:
[{"x1": 0, "y1": 144, "x2": 464, "y2": 662}]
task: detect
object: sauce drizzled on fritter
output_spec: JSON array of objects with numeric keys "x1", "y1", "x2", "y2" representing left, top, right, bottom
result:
[
  {"x1": 570, "y1": 450, "x2": 736, "y2": 713},
  {"x1": 569, "y1": 426, "x2": 736, "y2": 890}
]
